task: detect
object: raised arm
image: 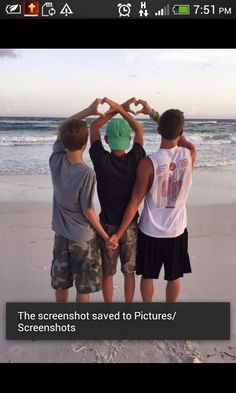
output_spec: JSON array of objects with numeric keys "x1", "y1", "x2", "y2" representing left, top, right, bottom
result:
[
  {"x1": 53, "y1": 99, "x2": 104, "y2": 153},
  {"x1": 178, "y1": 135, "x2": 197, "y2": 168},
  {"x1": 103, "y1": 97, "x2": 144, "y2": 146},
  {"x1": 109, "y1": 157, "x2": 154, "y2": 247},
  {"x1": 90, "y1": 110, "x2": 117, "y2": 144}
]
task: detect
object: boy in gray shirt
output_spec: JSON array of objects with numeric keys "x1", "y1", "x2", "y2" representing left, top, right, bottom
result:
[{"x1": 49, "y1": 99, "x2": 109, "y2": 303}]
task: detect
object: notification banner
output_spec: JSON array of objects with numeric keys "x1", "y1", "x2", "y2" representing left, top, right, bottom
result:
[{"x1": 6, "y1": 302, "x2": 230, "y2": 340}]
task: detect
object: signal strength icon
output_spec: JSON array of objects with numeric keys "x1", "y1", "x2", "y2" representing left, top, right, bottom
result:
[{"x1": 155, "y1": 5, "x2": 169, "y2": 16}]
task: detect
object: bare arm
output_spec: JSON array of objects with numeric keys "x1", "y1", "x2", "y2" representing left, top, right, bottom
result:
[
  {"x1": 68, "y1": 98, "x2": 103, "y2": 121},
  {"x1": 178, "y1": 135, "x2": 197, "y2": 167},
  {"x1": 55, "y1": 99, "x2": 104, "y2": 152},
  {"x1": 83, "y1": 208, "x2": 109, "y2": 241},
  {"x1": 80, "y1": 171, "x2": 109, "y2": 242},
  {"x1": 90, "y1": 111, "x2": 117, "y2": 144},
  {"x1": 110, "y1": 157, "x2": 154, "y2": 246},
  {"x1": 104, "y1": 97, "x2": 144, "y2": 146}
]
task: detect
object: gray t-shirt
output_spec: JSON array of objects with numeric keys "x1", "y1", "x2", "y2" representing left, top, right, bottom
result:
[{"x1": 49, "y1": 139, "x2": 96, "y2": 242}]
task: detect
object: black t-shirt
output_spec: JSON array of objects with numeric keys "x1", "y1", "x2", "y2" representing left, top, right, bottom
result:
[{"x1": 89, "y1": 140, "x2": 146, "y2": 225}]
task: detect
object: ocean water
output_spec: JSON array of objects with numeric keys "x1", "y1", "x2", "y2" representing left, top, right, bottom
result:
[{"x1": 0, "y1": 117, "x2": 236, "y2": 174}]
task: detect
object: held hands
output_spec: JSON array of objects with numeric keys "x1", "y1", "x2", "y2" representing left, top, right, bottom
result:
[{"x1": 104, "y1": 234, "x2": 119, "y2": 251}]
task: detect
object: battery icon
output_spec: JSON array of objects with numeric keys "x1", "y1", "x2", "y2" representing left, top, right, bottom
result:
[{"x1": 172, "y1": 5, "x2": 190, "y2": 15}]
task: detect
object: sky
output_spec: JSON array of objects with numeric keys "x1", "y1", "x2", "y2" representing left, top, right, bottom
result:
[{"x1": 0, "y1": 48, "x2": 236, "y2": 118}]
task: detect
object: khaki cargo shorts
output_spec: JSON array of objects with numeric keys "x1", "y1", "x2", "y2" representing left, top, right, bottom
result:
[
  {"x1": 101, "y1": 221, "x2": 138, "y2": 276},
  {"x1": 51, "y1": 233, "x2": 102, "y2": 294}
]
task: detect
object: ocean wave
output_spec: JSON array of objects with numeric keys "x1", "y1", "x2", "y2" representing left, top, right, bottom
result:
[
  {"x1": 1, "y1": 160, "x2": 236, "y2": 174},
  {"x1": 187, "y1": 133, "x2": 233, "y2": 145},
  {"x1": 195, "y1": 159, "x2": 236, "y2": 168},
  {"x1": 0, "y1": 135, "x2": 56, "y2": 146},
  {"x1": 1, "y1": 134, "x2": 234, "y2": 147},
  {"x1": 0, "y1": 125, "x2": 58, "y2": 133},
  {"x1": 186, "y1": 120, "x2": 218, "y2": 124},
  {"x1": 0, "y1": 116, "x2": 236, "y2": 173},
  {"x1": 0, "y1": 119, "x2": 60, "y2": 125},
  {"x1": 193, "y1": 139, "x2": 231, "y2": 145},
  {"x1": 0, "y1": 167, "x2": 49, "y2": 175}
]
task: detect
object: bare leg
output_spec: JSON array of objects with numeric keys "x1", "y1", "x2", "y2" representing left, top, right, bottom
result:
[
  {"x1": 140, "y1": 277, "x2": 154, "y2": 303},
  {"x1": 124, "y1": 273, "x2": 135, "y2": 302},
  {"x1": 55, "y1": 288, "x2": 69, "y2": 303},
  {"x1": 76, "y1": 293, "x2": 90, "y2": 303},
  {"x1": 166, "y1": 279, "x2": 180, "y2": 302},
  {"x1": 102, "y1": 276, "x2": 113, "y2": 303}
]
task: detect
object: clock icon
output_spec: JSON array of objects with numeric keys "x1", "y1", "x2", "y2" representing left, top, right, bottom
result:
[{"x1": 117, "y1": 3, "x2": 131, "y2": 17}]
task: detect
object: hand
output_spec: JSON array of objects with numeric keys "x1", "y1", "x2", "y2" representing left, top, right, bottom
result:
[
  {"x1": 135, "y1": 99, "x2": 152, "y2": 116},
  {"x1": 88, "y1": 98, "x2": 104, "y2": 116},
  {"x1": 105, "y1": 234, "x2": 119, "y2": 250},
  {"x1": 121, "y1": 97, "x2": 137, "y2": 115},
  {"x1": 102, "y1": 97, "x2": 121, "y2": 115},
  {"x1": 108, "y1": 234, "x2": 119, "y2": 250}
]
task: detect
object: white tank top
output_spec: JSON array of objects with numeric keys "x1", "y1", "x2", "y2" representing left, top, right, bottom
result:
[{"x1": 139, "y1": 146, "x2": 192, "y2": 238}]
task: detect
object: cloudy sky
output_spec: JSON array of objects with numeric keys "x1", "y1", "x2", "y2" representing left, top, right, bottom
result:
[{"x1": 0, "y1": 49, "x2": 236, "y2": 118}]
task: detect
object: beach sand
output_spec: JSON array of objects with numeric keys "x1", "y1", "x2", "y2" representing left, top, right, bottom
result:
[{"x1": 0, "y1": 166, "x2": 236, "y2": 363}]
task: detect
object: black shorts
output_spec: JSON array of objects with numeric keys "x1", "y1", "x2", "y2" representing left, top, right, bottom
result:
[{"x1": 136, "y1": 228, "x2": 191, "y2": 281}]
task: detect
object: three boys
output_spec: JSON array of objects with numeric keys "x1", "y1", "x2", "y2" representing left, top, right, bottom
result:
[{"x1": 50, "y1": 99, "x2": 195, "y2": 303}]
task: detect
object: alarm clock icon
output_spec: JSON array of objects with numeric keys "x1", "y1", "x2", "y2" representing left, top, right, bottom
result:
[{"x1": 117, "y1": 3, "x2": 131, "y2": 17}]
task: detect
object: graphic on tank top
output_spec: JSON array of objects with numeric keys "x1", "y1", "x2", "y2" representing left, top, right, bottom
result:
[{"x1": 156, "y1": 158, "x2": 189, "y2": 208}]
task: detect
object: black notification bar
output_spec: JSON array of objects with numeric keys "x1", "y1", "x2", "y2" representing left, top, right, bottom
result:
[
  {"x1": 6, "y1": 302, "x2": 230, "y2": 340},
  {"x1": 0, "y1": 0, "x2": 236, "y2": 19}
]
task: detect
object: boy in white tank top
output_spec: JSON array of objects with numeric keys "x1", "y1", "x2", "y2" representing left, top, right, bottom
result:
[{"x1": 109, "y1": 109, "x2": 196, "y2": 302}]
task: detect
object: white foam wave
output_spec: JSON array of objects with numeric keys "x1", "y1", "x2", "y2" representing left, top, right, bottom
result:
[
  {"x1": 0, "y1": 135, "x2": 56, "y2": 146},
  {"x1": 188, "y1": 134, "x2": 232, "y2": 145},
  {"x1": 187, "y1": 120, "x2": 218, "y2": 124},
  {"x1": 0, "y1": 119, "x2": 61, "y2": 124},
  {"x1": 195, "y1": 159, "x2": 236, "y2": 168},
  {"x1": 0, "y1": 120, "x2": 52, "y2": 125}
]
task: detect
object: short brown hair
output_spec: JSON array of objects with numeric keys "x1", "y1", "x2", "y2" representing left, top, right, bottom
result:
[
  {"x1": 59, "y1": 119, "x2": 88, "y2": 151},
  {"x1": 158, "y1": 109, "x2": 184, "y2": 140}
]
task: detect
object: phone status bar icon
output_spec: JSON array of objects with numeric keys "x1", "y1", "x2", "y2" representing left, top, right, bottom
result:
[
  {"x1": 155, "y1": 5, "x2": 170, "y2": 16},
  {"x1": 23, "y1": 2, "x2": 39, "y2": 17},
  {"x1": 117, "y1": 3, "x2": 131, "y2": 17},
  {"x1": 42, "y1": 3, "x2": 56, "y2": 17},
  {"x1": 5, "y1": 4, "x2": 21, "y2": 14},
  {"x1": 172, "y1": 4, "x2": 190, "y2": 15}
]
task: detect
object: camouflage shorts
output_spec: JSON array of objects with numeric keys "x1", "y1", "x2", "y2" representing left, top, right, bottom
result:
[
  {"x1": 51, "y1": 233, "x2": 102, "y2": 294},
  {"x1": 101, "y1": 221, "x2": 138, "y2": 276}
]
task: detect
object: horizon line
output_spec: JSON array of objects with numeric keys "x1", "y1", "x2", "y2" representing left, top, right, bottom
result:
[{"x1": 0, "y1": 115, "x2": 236, "y2": 120}]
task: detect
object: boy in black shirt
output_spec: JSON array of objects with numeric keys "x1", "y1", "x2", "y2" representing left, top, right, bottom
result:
[{"x1": 90, "y1": 97, "x2": 156, "y2": 302}]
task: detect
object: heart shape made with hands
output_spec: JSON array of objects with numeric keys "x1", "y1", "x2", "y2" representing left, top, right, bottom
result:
[
  {"x1": 130, "y1": 101, "x2": 144, "y2": 115},
  {"x1": 97, "y1": 102, "x2": 111, "y2": 115}
]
